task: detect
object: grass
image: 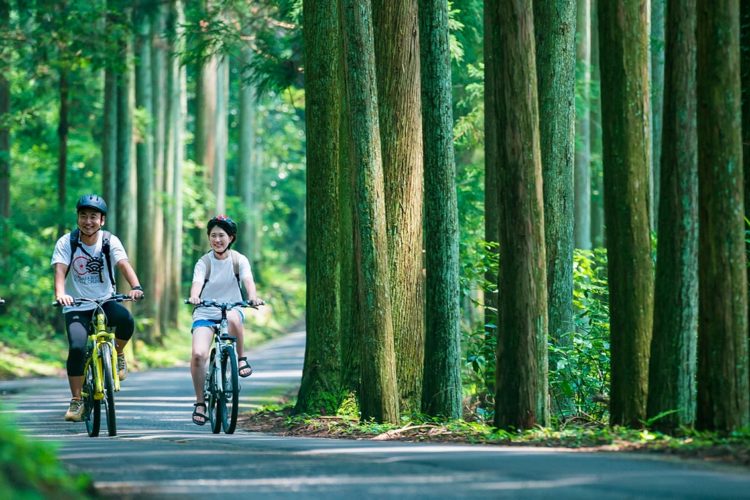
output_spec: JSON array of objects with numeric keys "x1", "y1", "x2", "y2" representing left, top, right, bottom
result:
[{"x1": 240, "y1": 404, "x2": 750, "y2": 469}]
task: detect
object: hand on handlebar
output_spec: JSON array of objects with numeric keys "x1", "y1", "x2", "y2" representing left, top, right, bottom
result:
[
  {"x1": 56, "y1": 294, "x2": 75, "y2": 307},
  {"x1": 128, "y1": 288, "x2": 145, "y2": 301},
  {"x1": 187, "y1": 296, "x2": 201, "y2": 305},
  {"x1": 246, "y1": 297, "x2": 265, "y2": 307}
]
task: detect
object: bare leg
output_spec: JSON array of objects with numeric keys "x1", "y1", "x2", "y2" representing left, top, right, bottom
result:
[
  {"x1": 191, "y1": 327, "x2": 214, "y2": 403},
  {"x1": 227, "y1": 310, "x2": 245, "y2": 358},
  {"x1": 68, "y1": 375, "x2": 83, "y2": 399}
]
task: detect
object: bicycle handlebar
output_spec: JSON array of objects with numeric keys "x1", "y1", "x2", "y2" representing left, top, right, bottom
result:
[
  {"x1": 53, "y1": 293, "x2": 137, "y2": 308},
  {"x1": 184, "y1": 299, "x2": 264, "y2": 310}
]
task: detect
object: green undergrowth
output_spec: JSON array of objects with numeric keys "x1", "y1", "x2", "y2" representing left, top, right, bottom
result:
[
  {"x1": 242, "y1": 404, "x2": 750, "y2": 468},
  {"x1": 0, "y1": 411, "x2": 94, "y2": 499}
]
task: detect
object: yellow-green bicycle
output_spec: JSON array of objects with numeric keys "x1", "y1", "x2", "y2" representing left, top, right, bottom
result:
[{"x1": 56, "y1": 294, "x2": 134, "y2": 437}]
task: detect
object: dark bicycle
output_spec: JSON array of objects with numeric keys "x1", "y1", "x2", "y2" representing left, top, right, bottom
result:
[{"x1": 187, "y1": 299, "x2": 260, "y2": 434}]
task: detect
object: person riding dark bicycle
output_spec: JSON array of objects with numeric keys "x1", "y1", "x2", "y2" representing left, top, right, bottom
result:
[
  {"x1": 51, "y1": 194, "x2": 144, "y2": 422},
  {"x1": 187, "y1": 215, "x2": 261, "y2": 425}
]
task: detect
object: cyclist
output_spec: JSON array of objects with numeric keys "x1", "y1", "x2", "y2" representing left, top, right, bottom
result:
[
  {"x1": 52, "y1": 194, "x2": 144, "y2": 422},
  {"x1": 187, "y1": 215, "x2": 261, "y2": 425}
]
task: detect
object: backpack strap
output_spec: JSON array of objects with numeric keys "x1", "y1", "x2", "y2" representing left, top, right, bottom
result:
[
  {"x1": 101, "y1": 231, "x2": 116, "y2": 286},
  {"x1": 230, "y1": 250, "x2": 245, "y2": 300},
  {"x1": 64, "y1": 229, "x2": 116, "y2": 286},
  {"x1": 198, "y1": 252, "x2": 213, "y2": 298},
  {"x1": 198, "y1": 250, "x2": 244, "y2": 299},
  {"x1": 64, "y1": 229, "x2": 80, "y2": 278}
]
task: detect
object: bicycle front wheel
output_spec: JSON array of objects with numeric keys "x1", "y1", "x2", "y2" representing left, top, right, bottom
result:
[
  {"x1": 83, "y1": 360, "x2": 100, "y2": 437},
  {"x1": 219, "y1": 346, "x2": 239, "y2": 434},
  {"x1": 101, "y1": 343, "x2": 117, "y2": 436},
  {"x1": 206, "y1": 349, "x2": 222, "y2": 434}
]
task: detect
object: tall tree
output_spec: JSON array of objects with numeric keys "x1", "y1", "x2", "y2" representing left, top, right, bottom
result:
[
  {"x1": 373, "y1": 0, "x2": 425, "y2": 414},
  {"x1": 134, "y1": 5, "x2": 157, "y2": 338},
  {"x1": 647, "y1": 0, "x2": 698, "y2": 432},
  {"x1": 650, "y1": 0, "x2": 666, "y2": 232},
  {"x1": 491, "y1": 0, "x2": 548, "y2": 429},
  {"x1": 534, "y1": 0, "x2": 576, "y2": 347},
  {"x1": 341, "y1": 0, "x2": 399, "y2": 424},
  {"x1": 237, "y1": 46, "x2": 258, "y2": 270},
  {"x1": 483, "y1": 0, "x2": 501, "y2": 399},
  {"x1": 56, "y1": 67, "x2": 69, "y2": 238},
  {"x1": 742, "y1": 0, "x2": 750, "y2": 229},
  {"x1": 589, "y1": 0, "x2": 604, "y2": 248},
  {"x1": 163, "y1": 0, "x2": 185, "y2": 327},
  {"x1": 214, "y1": 56, "x2": 228, "y2": 213},
  {"x1": 0, "y1": 0, "x2": 10, "y2": 220},
  {"x1": 574, "y1": 0, "x2": 591, "y2": 250},
  {"x1": 115, "y1": 9, "x2": 134, "y2": 254},
  {"x1": 419, "y1": 0, "x2": 461, "y2": 419},
  {"x1": 696, "y1": 0, "x2": 749, "y2": 432},
  {"x1": 151, "y1": 3, "x2": 167, "y2": 331},
  {"x1": 598, "y1": 0, "x2": 653, "y2": 427},
  {"x1": 295, "y1": 0, "x2": 343, "y2": 415}
]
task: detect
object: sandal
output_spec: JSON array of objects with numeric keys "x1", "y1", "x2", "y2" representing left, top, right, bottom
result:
[
  {"x1": 238, "y1": 357, "x2": 253, "y2": 378},
  {"x1": 192, "y1": 403, "x2": 207, "y2": 426}
]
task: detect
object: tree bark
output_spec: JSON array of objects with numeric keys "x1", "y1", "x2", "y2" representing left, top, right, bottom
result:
[
  {"x1": 135, "y1": 6, "x2": 157, "y2": 339},
  {"x1": 492, "y1": 0, "x2": 549, "y2": 430},
  {"x1": 574, "y1": 0, "x2": 591, "y2": 250},
  {"x1": 589, "y1": 0, "x2": 604, "y2": 248},
  {"x1": 650, "y1": 0, "x2": 666, "y2": 232},
  {"x1": 0, "y1": 0, "x2": 10, "y2": 220},
  {"x1": 295, "y1": 0, "x2": 344, "y2": 416},
  {"x1": 115, "y1": 25, "x2": 134, "y2": 256},
  {"x1": 341, "y1": 0, "x2": 399, "y2": 424},
  {"x1": 238, "y1": 47, "x2": 258, "y2": 270},
  {"x1": 214, "y1": 56, "x2": 228, "y2": 213},
  {"x1": 534, "y1": 0, "x2": 576, "y2": 347},
  {"x1": 647, "y1": 0, "x2": 698, "y2": 432},
  {"x1": 696, "y1": 0, "x2": 750, "y2": 432},
  {"x1": 102, "y1": 68, "x2": 118, "y2": 233},
  {"x1": 483, "y1": 0, "x2": 502, "y2": 399},
  {"x1": 57, "y1": 69, "x2": 69, "y2": 238},
  {"x1": 598, "y1": 0, "x2": 654, "y2": 427},
  {"x1": 419, "y1": 0, "x2": 462, "y2": 419},
  {"x1": 373, "y1": 0, "x2": 425, "y2": 415}
]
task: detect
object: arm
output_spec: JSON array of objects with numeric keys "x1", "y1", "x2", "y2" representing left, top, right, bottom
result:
[
  {"x1": 188, "y1": 281, "x2": 203, "y2": 305},
  {"x1": 243, "y1": 275, "x2": 261, "y2": 305},
  {"x1": 116, "y1": 260, "x2": 144, "y2": 300},
  {"x1": 54, "y1": 263, "x2": 74, "y2": 305}
]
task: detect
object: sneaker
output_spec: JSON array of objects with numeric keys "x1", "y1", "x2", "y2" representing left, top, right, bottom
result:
[
  {"x1": 117, "y1": 353, "x2": 128, "y2": 381},
  {"x1": 64, "y1": 398, "x2": 84, "y2": 422}
]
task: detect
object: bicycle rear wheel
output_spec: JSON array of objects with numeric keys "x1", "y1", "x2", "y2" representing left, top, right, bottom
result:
[
  {"x1": 101, "y1": 343, "x2": 117, "y2": 436},
  {"x1": 83, "y1": 361, "x2": 100, "y2": 437},
  {"x1": 219, "y1": 346, "x2": 239, "y2": 434},
  {"x1": 206, "y1": 349, "x2": 222, "y2": 434}
]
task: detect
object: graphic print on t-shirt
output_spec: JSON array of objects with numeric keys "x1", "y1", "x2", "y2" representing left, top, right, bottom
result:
[{"x1": 72, "y1": 253, "x2": 105, "y2": 284}]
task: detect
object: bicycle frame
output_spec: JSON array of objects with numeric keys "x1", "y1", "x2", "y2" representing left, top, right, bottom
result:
[{"x1": 84, "y1": 310, "x2": 120, "y2": 400}]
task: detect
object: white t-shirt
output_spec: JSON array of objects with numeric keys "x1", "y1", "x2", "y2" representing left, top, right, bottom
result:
[
  {"x1": 192, "y1": 251, "x2": 253, "y2": 322},
  {"x1": 51, "y1": 231, "x2": 128, "y2": 313}
]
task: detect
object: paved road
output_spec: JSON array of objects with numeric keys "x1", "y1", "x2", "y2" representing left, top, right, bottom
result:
[{"x1": 2, "y1": 329, "x2": 750, "y2": 499}]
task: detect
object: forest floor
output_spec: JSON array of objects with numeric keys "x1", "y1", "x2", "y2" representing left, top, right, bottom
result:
[{"x1": 239, "y1": 404, "x2": 750, "y2": 471}]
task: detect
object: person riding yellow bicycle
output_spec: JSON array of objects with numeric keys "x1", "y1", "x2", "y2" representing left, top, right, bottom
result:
[
  {"x1": 51, "y1": 194, "x2": 144, "y2": 422},
  {"x1": 187, "y1": 215, "x2": 262, "y2": 425}
]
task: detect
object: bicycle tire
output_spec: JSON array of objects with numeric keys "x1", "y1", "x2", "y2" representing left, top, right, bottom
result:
[
  {"x1": 206, "y1": 349, "x2": 222, "y2": 434},
  {"x1": 83, "y1": 361, "x2": 100, "y2": 437},
  {"x1": 220, "y1": 346, "x2": 239, "y2": 434},
  {"x1": 101, "y1": 344, "x2": 117, "y2": 436}
]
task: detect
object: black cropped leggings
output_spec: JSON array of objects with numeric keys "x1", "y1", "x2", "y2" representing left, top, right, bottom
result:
[{"x1": 64, "y1": 302, "x2": 134, "y2": 377}]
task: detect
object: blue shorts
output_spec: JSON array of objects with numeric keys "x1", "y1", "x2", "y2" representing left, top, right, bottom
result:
[{"x1": 191, "y1": 310, "x2": 244, "y2": 333}]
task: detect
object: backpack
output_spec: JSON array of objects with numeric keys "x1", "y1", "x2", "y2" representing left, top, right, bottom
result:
[
  {"x1": 199, "y1": 250, "x2": 244, "y2": 299},
  {"x1": 64, "y1": 229, "x2": 116, "y2": 286}
]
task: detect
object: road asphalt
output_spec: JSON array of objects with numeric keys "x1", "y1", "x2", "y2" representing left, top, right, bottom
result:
[{"x1": 2, "y1": 329, "x2": 750, "y2": 499}]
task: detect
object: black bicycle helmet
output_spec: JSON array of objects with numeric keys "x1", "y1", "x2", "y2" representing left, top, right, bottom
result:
[
  {"x1": 76, "y1": 194, "x2": 108, "y2": 215},
  {"x1": 207, "y1": 215, "x2": 237, "y2": 237}
]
